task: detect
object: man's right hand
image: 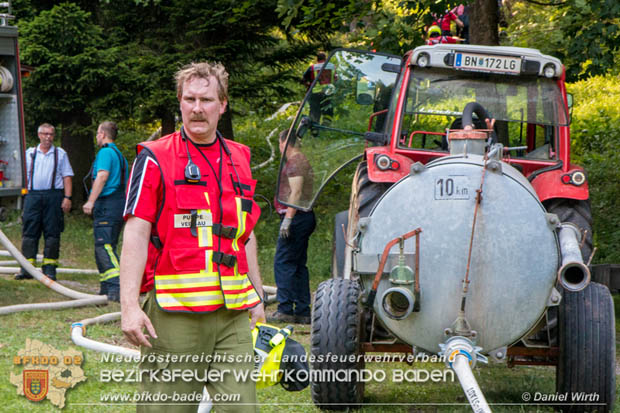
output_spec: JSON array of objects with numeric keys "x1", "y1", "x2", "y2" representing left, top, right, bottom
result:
[
  {"x1": 121, "y1": 306, "x2": 158, "y2": 348},
  {"x1": 82, "y1": 200, "x2": 94, "y2": 215},
  {"x1": 279, "y1": 217, "x2": 292, "y2": 239}
]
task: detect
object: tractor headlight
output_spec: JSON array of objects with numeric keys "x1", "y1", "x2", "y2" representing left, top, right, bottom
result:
[
  {"x1": 417, "y1": 53, "x2": 430, "y2": 68},
  {"x1": 543, "y1": 63, "x2": 556, "y2": 78}
]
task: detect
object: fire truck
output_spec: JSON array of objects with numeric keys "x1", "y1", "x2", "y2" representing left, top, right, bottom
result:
[{"x1": 0, "y1": 1, "x2": 27, "y2": 221}]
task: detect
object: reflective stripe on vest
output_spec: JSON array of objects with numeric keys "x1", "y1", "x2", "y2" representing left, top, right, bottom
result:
[
  {"x1": 155, "y1": 268, "x2": 224, "y2": 311},
  {"x1": 221, "y1": 267, "x2": 261, "y2": 310},
  {"x1": 197, "y1": 193, "x2": 213, "y2": 248}
]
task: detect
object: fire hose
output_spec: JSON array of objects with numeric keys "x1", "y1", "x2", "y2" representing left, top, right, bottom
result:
[
  {"x1": 440, "y1": 336, "x2": 491, "y2": 413},
  {"x1": 0, "y1": 228, "x2": 107, "y2": 314}
]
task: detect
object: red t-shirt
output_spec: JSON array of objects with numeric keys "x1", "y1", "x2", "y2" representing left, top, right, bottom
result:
[
  {"x1": 274, "y1": 151, "x2": 314, "y2": 214},
  {"x1": 438, "y1": 11, "x2": 457, "y2": 31}
]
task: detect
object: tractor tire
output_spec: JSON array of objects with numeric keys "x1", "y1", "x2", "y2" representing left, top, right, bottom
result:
[
  {"x1": 332, "y1": 211, "x2": 348, "y2": 278},
  {"x1": 556, "y1": 282, "x2": 616, "y2": 412},
  {"x1": 342, "y1": 162, "x2": 391, "y2": 278},
  {"x1": 311, "y1": 278, "x2": 365, "y2": 410},
  {"x1": 544, "y1": 198, "x2": 593, "y2": 262}
]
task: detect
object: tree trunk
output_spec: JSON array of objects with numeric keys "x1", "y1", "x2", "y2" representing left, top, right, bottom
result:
[
  {"x1": 161, "y1": 110, "x2": 175, "y2": 136},
  {"x1": 470, "y1": 0, "x2": 499, "y2": 45},
  {"x1": 60, "y1": 115, "x2": 94, "y2": 207},
  {"x1": 217, "y1": 103, "x2": 234, "y2": 140}
]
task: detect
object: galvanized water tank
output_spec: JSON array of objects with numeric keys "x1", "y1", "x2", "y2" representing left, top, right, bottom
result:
[{"x1": 358, "y1": 154, "x2": 560, "y2": 353}]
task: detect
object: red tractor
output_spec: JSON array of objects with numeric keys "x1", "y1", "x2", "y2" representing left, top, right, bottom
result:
[{"x1": 277, "y1": 45, "x2": 615, "y2": 411}]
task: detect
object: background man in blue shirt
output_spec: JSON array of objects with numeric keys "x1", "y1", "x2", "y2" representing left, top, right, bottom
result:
[
  {"x1": 16, "y1": 123, "x2": 74, "y2": 281},
  {"x1": 82, "y1": 121, "x2": 128, "y2": 301}
]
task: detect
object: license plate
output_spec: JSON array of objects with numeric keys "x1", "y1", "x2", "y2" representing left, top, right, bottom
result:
[{"x1": 454, "y1": 52, "x2": 521, "y2": 74}]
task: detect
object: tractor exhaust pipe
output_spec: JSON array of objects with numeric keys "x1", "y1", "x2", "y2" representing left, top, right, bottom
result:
[
  {"x1": 381, "y1": 287, "x2": 415, "y2": 320},
  {"x1": 557, "y1": 223, "x2": 591, "y2": 292}
]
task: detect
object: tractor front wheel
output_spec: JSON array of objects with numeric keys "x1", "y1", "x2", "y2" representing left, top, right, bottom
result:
[{"x1": 311, "y1": 278, "x2": 365, "y2": 410}]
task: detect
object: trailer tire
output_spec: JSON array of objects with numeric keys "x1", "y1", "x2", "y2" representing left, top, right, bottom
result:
[
  {"x1": 332, "y1": 211, "x2": 348, "y2": 278},
  {"x1": 544, "y1": 198, "x2": 593, "y2": 262},
  {"x1": 311, "y1": 278, "x2": 364, "y2": 409},
  {"x1": 556, "y1": 282, "x2": 616, "y2": 412}
]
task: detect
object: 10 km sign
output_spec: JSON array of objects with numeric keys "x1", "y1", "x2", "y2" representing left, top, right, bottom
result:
[{"x1": 434, "y1": 176, "x2": 470, "y2": 200}]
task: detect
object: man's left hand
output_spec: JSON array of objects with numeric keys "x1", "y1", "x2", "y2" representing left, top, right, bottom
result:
[
  {"x1": 249, "y1": 303, "x2": 266, "y2": 330},
  {"x1": 82, "y1": 201, "x2": 94, "y2": 215},
  {"x1": 61, "y1": 198, "x2": 72, "y2": 213}
]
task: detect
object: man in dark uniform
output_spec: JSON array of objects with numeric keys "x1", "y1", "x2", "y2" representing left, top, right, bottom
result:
[
  {"x1": 82, "y1": 121, "x2": 128, "y2": 302},
  {"x1": 16, "y1": 123, "x2": 73, "y2": 281}
]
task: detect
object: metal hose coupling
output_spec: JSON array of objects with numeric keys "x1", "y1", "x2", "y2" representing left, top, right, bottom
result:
[
  {"x1": 439, "y1": 336, "x2": 491, "y2": 413},
  {"x1": 382, "y1": 286, "x2": 415, "y2": 320}
]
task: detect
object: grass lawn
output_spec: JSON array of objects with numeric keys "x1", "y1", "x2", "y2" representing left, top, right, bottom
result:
[{"x1": 0, "y1": 210, "x2": 618, "y2": 412}]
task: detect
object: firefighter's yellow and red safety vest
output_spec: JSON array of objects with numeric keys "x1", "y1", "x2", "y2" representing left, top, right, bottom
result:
[{"x1": 137, "y1": 131, "x2": 261, "y2": 313}]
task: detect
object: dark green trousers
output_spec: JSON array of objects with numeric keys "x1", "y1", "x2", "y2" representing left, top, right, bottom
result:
[{"x1": 138, "y1": 292, "x2": 257, "y2": 413}]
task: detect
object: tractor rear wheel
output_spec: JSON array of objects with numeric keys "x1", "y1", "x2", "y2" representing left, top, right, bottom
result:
[
  {"x1": 556, "y1": 282, "x2": 616, "y2": 412},
  {"x1": 311, "y1": 278, "x2": 365, "y2": 410},
  {"x1": 331, "y1": 211, "x2": 348, "y2": 278},
  {"x1": 341, "y1": 162, "x2": 390, "y2": 278},
  {"x1": 544, "y1": 198, "x2": 593, "y2": 261}
]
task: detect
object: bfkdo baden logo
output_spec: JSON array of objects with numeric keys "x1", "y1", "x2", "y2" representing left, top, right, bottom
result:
[
  {"x1": 10, "y1": 339, "x2": 86, "y2": 408},
  {"x1": 23, "y1": 370, "x2": 49, "y2": 402}
]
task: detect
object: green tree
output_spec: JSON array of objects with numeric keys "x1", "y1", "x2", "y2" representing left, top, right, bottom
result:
[
  {"x1": 275, "y1": 0, "x2": 503, "y2": 54},
  {"x1": 19, "y1": 3, "x2": 135, "y2": 203},
  {"x1": 99, "y1": 0, "x2": 316, "y2": 137},
  {"x1": 505, "y1": 0, "x2": 620, "y2": 81}
]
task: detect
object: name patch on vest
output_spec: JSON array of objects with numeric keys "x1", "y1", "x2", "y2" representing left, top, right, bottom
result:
[{"x1": 174, "y1": 213, "x2": 213, "y2": 228}]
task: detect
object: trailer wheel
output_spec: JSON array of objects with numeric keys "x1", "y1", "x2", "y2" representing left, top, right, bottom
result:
[
  {"x1": 342, "y1": 162, "x2": 390, "y2": 278},
  {"x1": 556, "y1": 282, "x2": 616, "y2": 412},
  {"x1": 332, "y1": 211, "x2": 348, "y2": 278},
  {"x1": 311, "y1": 278, "x2": 365, "y2": 410},
  {"x1": 544, "y1": 198, "x2": 593, "y2": 261}
]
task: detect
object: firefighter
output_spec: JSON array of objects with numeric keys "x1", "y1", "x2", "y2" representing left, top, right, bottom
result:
[
  {"x1": 120, "y1": 62, "x2": 265, "y2": 413},
  {"x1": 426, "y1": 24, "x2": 462, "y2": 45},
  {"x1": 16, "y1": 123, "x2": 73, "y2": 281},
  {"x1": 82, "y1": 121, "x2": 128, "y2": 302},
  {"x1": 301, "y1": 52, "x2": 336, "y2": 128},
  {"x1": 434, "y1": 8, "x2": 464, "y2": 36}
]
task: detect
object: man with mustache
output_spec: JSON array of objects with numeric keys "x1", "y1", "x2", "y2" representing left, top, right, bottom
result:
[{"x1": 120, "y1": 62, "x2": 265, "y2": 412}]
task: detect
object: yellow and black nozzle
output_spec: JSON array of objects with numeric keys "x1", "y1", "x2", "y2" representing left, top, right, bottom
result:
[{"x1": 251, "y1": 322, "x2": 309, "y2": 391}]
